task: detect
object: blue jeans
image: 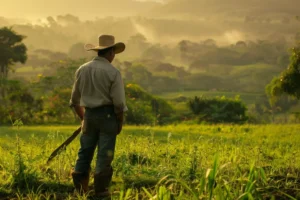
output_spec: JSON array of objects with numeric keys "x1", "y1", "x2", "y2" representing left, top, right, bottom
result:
[{"x1": 74, "y1": 106, "x2": 118, "y2": 174}]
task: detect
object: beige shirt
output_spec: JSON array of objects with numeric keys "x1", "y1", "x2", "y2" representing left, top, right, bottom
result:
[{"x1": 70, "y1": 56, "x2": 128, "y2": 113}]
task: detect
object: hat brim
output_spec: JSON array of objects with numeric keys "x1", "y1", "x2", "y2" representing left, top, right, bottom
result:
[{"x1": 84, "y1": 42, "x2": 125, "y2": 54}]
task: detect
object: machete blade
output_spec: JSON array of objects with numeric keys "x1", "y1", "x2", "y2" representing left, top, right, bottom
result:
[{"x1": 47, "y1": 126, "x2": 81, "y2": 164}]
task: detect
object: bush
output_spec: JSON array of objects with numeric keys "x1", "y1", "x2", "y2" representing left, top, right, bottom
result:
[
  {"x1": 125, "y1": 84, "x2": 174, "y2": 125},
  {"x1": 125, "y1": 83, "x2": 152, "y2": 100},
  {"x1": 188, "y1": 96, "x2": 248, "y2": 123},
  {"x1": 125, "y1": 99, "x2": 156, "y2": 125},
  {"x1": 0, "y1": 80, "x2": 44, "y2": 124},
  {"x1": 42, "y1": 88, "x2": 74, "y2": 123}
]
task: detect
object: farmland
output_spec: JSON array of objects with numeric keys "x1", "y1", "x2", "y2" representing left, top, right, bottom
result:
[{"x1": 0, "y1": 124, "x2": 299, "y2": 199}]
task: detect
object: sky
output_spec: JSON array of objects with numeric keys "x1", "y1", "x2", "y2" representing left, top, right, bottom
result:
[
  {"x1": 2, "y1": 0, "x2": 298, "y2": 23},
  {"x1": 0, "y1": 0, "x2": 166, "y2": 21}
]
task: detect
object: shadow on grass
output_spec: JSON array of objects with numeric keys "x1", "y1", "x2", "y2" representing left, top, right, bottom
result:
[
  {"x1": 121, "y1": 176, "x2": 158, "y2": 189},
  {"x1": 0, "y1": 189, "x2": 10, "y2": 200},
  {"x1": 1, "y1": 174, "x2": 159, "y2": 199},
  {"x1": 1, "y1": 180, "x2": 74, "y2": 200}
]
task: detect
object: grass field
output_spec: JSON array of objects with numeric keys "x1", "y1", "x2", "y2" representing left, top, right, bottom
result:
[
  {"x1": 0, "y1": 124, "x2": 299, "y2": 199},
  {"x1": 15, "y1": 66, "x2": 44, "y2": 73},
  {"x1": 157, "y1": 90, "x2": 262, "y2": 105},
  {"x1": 8, "y1": 66, "x2": 47, "y2": 80}
]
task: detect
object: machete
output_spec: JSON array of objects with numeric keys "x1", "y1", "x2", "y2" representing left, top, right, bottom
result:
[{"x1": 46, "y1": 126, "x2": 81, "y2": 164}]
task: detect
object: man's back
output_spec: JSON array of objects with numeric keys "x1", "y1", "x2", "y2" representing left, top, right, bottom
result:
[{"x1": 70, "y1": 56, "x2": 127, "y2": 113}]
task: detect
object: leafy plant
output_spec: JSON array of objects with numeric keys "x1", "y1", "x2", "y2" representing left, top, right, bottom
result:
[{"x1": 188, "y1": 95, "x2": 248, "y2": 123}]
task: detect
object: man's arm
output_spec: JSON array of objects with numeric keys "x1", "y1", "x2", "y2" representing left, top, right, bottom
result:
[
  {"x1": 116, "y1": 112, "x2": 124, "y2": 134},
  {"x1": 70, "y1": 69, "x2": 84, "y2": 120},
  {"x1": 110, "y1": 71, "x2": 127, "y2": 134}
]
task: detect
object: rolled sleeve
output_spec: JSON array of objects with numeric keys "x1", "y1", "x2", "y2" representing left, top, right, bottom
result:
[
  {"x1": 69, "y1": 69, "x2": 81, "y2": 107},
  {"x1": 110, "y1": 71, "x2": 128, "y2": 114}
]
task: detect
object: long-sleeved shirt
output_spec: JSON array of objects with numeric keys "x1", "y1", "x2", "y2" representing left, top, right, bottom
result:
[{"x1": 69, "y1": 56, "x2": 128, "y2": 114}]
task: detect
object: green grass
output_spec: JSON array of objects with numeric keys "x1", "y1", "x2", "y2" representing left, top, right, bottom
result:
[
  {"x1": 10, "y1": 66, "x2": 47, "y2": 80},
  {"x1": 15, "y1": 66, "x2": 45, "y2": 73},
  {"x1": 158, "y1": 90, "x2": 262, "y2": 105},
  {"x1": 0, "y1": 124, "x2": 299, "y2": 199},
  {"x1": 229, "y1": 63, "x2": 277, "y2": 76}
]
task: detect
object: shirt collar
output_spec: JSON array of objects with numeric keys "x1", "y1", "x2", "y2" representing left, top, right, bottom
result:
[{"x1": 93, "y1": 56, "x2": 110, "y2": 63}]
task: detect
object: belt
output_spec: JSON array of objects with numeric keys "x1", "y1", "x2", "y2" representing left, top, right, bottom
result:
[{"x1": 85, "y1": 105, "x2": 114, "y2": 113}]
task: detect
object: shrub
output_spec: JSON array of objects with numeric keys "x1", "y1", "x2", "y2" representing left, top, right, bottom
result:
[
  {"x1": 125, "y1": 99, "x2": 156, "y2": 125},
  {"x1": 125, "y1": 84, "x2": 174, "y2": 125},
  {"x1": 43, "y1": 88, "x2": 73, "y2": 120},
  {"x1": 125, "y1": 83, "x2": 152, "y2": 100},
  {"x1": 0, "y1": 80, "x2": 44, "y2": 124},
  {"x1": 188, "y1": 96, "x2": 248, "y2": 123}
]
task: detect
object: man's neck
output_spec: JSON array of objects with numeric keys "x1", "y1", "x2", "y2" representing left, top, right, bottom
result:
[{"x1": 98, "y1": 56, "x2": 111, "y2": 63}]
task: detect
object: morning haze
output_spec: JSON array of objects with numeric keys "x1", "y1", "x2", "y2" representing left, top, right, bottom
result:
[
  {"x1": 1, "y1": 0, "x2": 299, "y2": 50},
  {"x1": 0, "y1": 1, "x2": 300, "y2": 198},
  {"x1": 0, "y1": 0, "x2": 163, "y2": 20}
]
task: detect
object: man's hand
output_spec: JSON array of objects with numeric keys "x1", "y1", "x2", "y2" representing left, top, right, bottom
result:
[
  {"x1": 116, "y1": 112, "x2": 124, "y2": 134},
  {"x1": 73, "y1": 105, "x2": 84, "y2": 121}
]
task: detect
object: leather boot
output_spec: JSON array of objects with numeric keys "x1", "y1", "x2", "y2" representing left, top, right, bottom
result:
[
  {"x1": 94, "y1": 167, "x2": 113, "y2": 197},
  {"x1": 72, "y1": 169, "x2": 90, "y2": 194}
]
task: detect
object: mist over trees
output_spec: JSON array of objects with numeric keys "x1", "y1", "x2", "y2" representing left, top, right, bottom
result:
[
  {"x1": 1, "y1": 4, "x2": 299, "y2": 53},
  {"x1": 3, "y1": 17, "x2": 294, "y2": 95},
  {"x1": 150, "y1": 0, "x2": 300, "y2": 18}
]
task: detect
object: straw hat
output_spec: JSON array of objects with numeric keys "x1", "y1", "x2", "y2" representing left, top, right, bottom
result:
[{"x1": 84, "y1": 35, "x2": 125, "y2": 54}]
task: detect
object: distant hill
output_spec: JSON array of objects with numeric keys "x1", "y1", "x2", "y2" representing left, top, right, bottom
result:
[{"x1": 149, "y1": 0, "x2": 300, "y2": 19}]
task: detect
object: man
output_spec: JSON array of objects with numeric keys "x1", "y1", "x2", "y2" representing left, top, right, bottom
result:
[{"x1": 69, "y1": 35, "x2": 127, "y2": 197}]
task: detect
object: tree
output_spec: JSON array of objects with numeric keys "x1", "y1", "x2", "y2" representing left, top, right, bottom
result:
[
  {"x1": 126, "y1": 34, "x2": 150, "y2": 57},
  {"x1": 0, "y1": 27, "x2": 27, "y2": 98},
  {"x1": 68, "y1": 43, "x2": 90, "y2": 60},
  {"x1": 236, "y1": 41, "x2": 247, "y2": 48},
  {"x1": 142, "y1": 45, "x2": 165, "y2": 61},
  {"x1": 268, "y1": 45, "x2": 300, "y2": 99},
  {"x1": 33, "y1": 59, "x2": 84, "y2": 95},
  {"x1": 0, "y1": 27, "x2": 27, "y2": 79},
  {"x1": 125, "y1": 65, "x2": 153, "y2": 90},
  {"x1": 57, "y1": 14, "x2": 80, "y2": 25},
  {"x1": 265, "y1": 78, "x2": 298, "y2": 123},
  {"x1": 202, "y1": 39, "x2": 217, "y2": 47}
]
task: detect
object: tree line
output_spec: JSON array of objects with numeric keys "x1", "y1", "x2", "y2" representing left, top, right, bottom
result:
[{"x1": 1, "y1": 27, "x2": 300, "y2": 125}]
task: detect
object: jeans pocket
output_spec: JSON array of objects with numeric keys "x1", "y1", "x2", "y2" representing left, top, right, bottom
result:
[{"x1": 99, "y1": 114, "x2": 118, "y2": 135}]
